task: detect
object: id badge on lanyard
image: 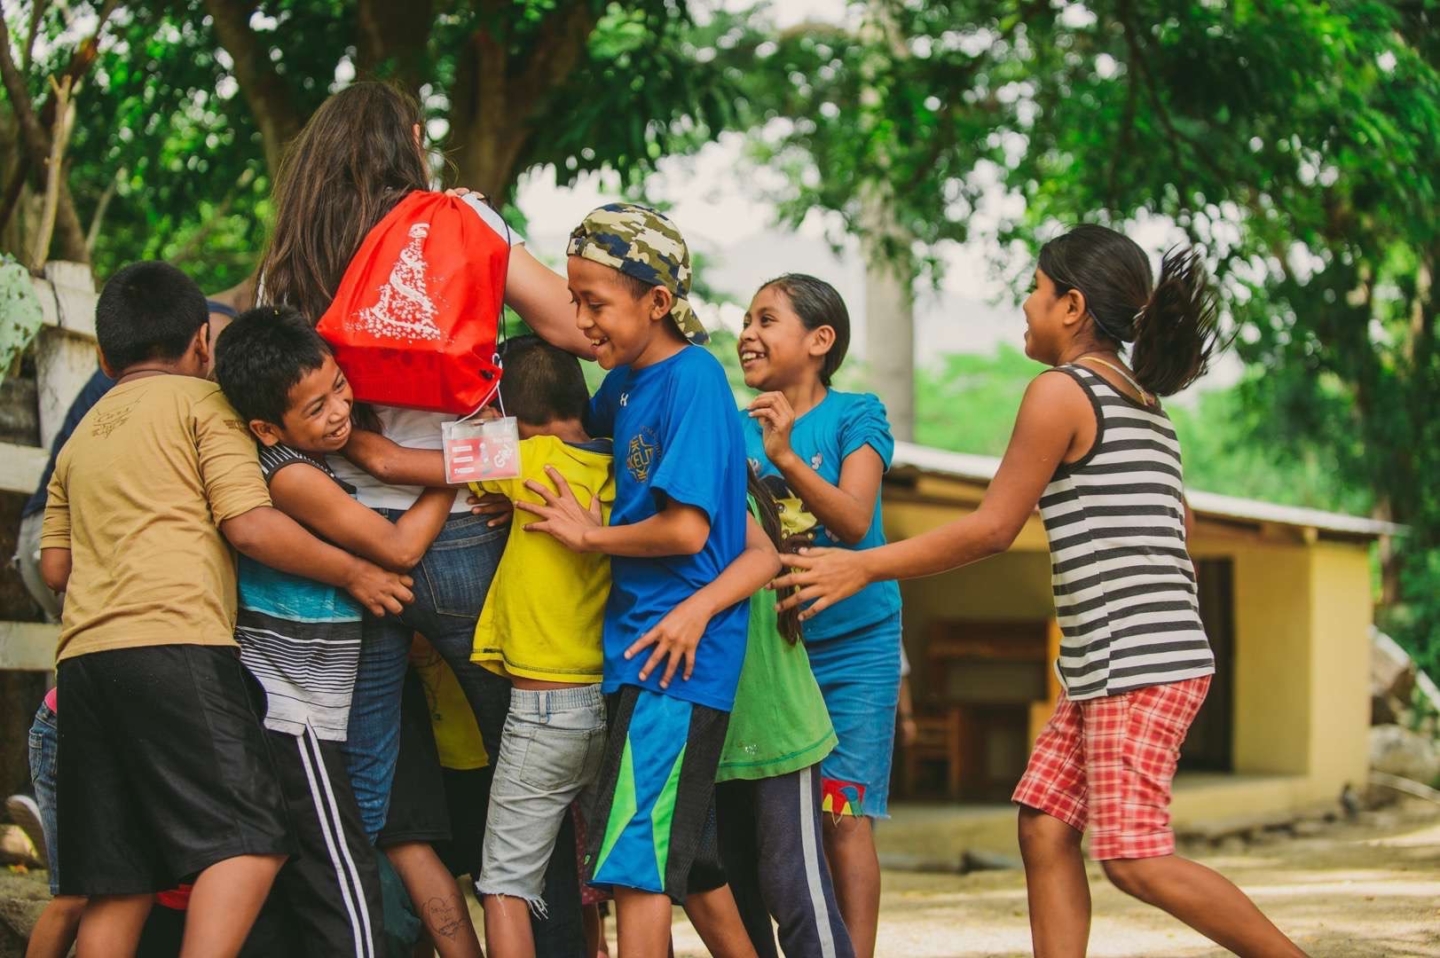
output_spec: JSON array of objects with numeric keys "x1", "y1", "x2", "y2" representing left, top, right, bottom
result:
[{"x1": 440, "y1": 375, "x2": 521, "y2": 484}]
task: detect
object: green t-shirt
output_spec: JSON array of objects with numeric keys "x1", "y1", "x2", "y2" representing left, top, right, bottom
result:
[{"x1": 718, "y1": 511, "x2": 837, "y2": 781}]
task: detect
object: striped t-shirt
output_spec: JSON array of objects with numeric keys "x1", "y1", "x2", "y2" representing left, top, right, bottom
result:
[
  {"x1": 236, "y1": 444, "x2": 363, "y2": 740},
  {"x1": 1038, "y1": 364, "x2": 1215, "y2": 701}
]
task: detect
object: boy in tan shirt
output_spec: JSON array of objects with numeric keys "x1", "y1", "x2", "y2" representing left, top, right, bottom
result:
[{"x1": 39, "y1": 261, "x2": 413, "y2": 958}]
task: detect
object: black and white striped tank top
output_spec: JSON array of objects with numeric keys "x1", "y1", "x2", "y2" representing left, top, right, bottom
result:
[{"x1": 1038, "y1": 364, "x2": 1215, "y2": 701}]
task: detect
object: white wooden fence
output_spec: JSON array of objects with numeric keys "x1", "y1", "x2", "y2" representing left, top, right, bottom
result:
[{"x1": 2, "y1": 262, "x2": 98, "y2": 670}]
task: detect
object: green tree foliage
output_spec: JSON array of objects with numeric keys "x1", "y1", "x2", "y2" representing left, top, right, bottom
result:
[
  {"x1": 738, "y1": 1, "x2": 1440, "y2": 667},
  {"x1": 912, "y1": 344, "x2": 1039, "y2": 456},
  {"x1": 1009, "y1": 1, "x2": 1439, "y2": 666},
  {"x1": 2, "y1": 0, "x2": 748, "y2": 289}
]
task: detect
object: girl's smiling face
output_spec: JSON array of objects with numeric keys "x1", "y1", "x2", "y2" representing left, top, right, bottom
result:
[
  {"x1": 738, "y1": 285, "x2": 833, "y2": 391},
  {"x1": 1021, "y1": 267, "x2": 1083, "y2": 366}
]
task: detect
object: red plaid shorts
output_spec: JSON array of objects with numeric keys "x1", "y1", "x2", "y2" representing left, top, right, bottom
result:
[{"x1": 1012, "y1": 675, "x2": 1211, "y2": 861}]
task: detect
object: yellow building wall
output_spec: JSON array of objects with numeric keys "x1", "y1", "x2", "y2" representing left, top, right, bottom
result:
[
  {"x1": 880, "y1": 482, "x2": 1374, "y2": 824},
  {"x1": 1228, "y1": 544, "x2": 1314, "y2": 776},
  {"x1": 1304, "y1": 542, "x2": 1373, "y2": 800},
  {"x1": 1210, "y1": 535, "x2": 1372, "y2": 800}
]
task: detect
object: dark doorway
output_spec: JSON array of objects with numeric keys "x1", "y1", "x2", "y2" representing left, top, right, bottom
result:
[{"x1": 1181, "y1": 558, "x2": 1236, "y2": 771}]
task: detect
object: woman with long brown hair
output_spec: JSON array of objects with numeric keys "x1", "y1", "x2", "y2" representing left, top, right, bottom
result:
[{"x1": 258, "y1": 80, "x2": 591, "y2": 955}]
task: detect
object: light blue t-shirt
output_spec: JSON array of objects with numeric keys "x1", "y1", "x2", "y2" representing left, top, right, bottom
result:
[
  {"x1": 742, "y1": 389, "x2": 902, "y2": 641},
  {"x1": 588, "y1": 347, "x2": 750, "y2": 712}
]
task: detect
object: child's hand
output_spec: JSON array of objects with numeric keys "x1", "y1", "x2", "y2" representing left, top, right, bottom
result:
[
  {"x1": 748, "y1": 392, "x2": 798, "y2": 467},
  {"x1": 772, "y1": 545, "x2": 870, "y2": 620},
  {"x1": 343, "y1": 557, "x2": 415, "y2": 616},
  {"x1": 626, "y1": 599, "x2": 710, "y2": 688},
  {"x1": 515, "y1": 466, "x2": 602, "y2": 551},
  {"x1": 467, "y1": 491, "x2": 514, "y2": 528}
]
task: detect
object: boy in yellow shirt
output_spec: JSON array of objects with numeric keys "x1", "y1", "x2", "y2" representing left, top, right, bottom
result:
[
  {"x1": 344, "y1": 335, "x2": 612, "y2": 958},
  {"x1": 465, "y1": 336, "x2": 612, "y2": 957}
]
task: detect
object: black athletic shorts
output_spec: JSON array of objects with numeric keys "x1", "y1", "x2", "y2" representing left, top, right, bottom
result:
[
  {"x1": 55, "y1": 644, "x2": 294, "y2": 896},
  {"x1": 268, "y1": 729, "x2": 383, "y2": 958},
  {"x1": 377, "y1": 669, "x2": 450, "y2": 848},
  {"x1": 434, "y1": 766, "x2": 491, "y2": 880}
]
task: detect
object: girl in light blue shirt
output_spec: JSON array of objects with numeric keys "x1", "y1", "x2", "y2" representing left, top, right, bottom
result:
[{"x1": 738, "y1": 273, "x2": 901, "y2": 958}]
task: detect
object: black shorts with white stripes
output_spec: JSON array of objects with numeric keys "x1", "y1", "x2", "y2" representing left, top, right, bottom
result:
[{"x1": 267, "y1": 728, "x2": 384, "y2": 958}]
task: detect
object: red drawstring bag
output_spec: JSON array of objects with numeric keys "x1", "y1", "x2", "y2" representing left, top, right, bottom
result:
[{"x1": 317, "y1": 191, "x2": 511, "y2": 414}]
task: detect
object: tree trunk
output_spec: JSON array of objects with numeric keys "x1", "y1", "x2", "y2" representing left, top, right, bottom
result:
[
  {"x1": 0, "y1": 15, "x2": 88, "y2": 264},
  {"x1": 449, "y1": 28, "x2": 533, "y2": 202},
  {"x1": 859, "y1": 187, "x2": 916, "y2": 442},
  {"x1": 354, "y1": 0, "x2": 434, "y2": 100},
  {"x1": 204, "y1": 0, "x2": 303, "y2": 177},
  {"x1": 446, "y1": 3, "x2": 598, "y2": 201}
]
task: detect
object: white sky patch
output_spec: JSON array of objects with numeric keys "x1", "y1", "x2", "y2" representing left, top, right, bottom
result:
[{"x1": 1058, "y1": 3, "x2": 1098, "y2": 28}]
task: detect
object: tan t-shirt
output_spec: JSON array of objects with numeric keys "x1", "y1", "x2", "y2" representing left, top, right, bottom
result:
[{"x1": 40, "y1": 375, "x2": 271, "y2": 662}]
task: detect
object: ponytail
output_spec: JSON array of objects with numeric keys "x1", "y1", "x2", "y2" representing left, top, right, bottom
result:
[
  {"x1": 746, "y1": 465, "x2": 804, "y2": 644},
  {"x1": 1037, "y1": 225, "x2": 1223, "y2": 397},
  {"x1": 1129, "y1": 247, "x2": 1220, "y2": 397}
]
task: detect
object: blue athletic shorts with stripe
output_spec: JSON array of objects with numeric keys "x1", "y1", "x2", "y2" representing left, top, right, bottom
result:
[{"x1": 584, "y1": 686, "x2": 728, "y2": 902}]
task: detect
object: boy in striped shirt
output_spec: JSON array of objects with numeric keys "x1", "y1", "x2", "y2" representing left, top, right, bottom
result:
[{"x1": 215, "y1": 306, "x2": 456, "y2": 958}]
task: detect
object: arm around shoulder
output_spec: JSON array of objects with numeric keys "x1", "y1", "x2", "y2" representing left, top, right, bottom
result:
[
  {"x1": 220, "y1": 505, "x2": 415, "y2": 616},
  {"x1": 267, "y1": 463, "x2": 451, "y2": 572}
]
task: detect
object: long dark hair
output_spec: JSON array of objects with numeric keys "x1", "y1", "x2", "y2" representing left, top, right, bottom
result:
[
  {"x1": 1037, "y1": 225, "x2": 1220, "y2": 396},
  {"x1": 258, "y1": 82, "x2": 430, "y2": 322},
  {"x1": 758, "y1": 273, "x2": 852, "y2": 386},
  {"x1": 747, "y1": 465, "x2": 804, "y2": 644}
]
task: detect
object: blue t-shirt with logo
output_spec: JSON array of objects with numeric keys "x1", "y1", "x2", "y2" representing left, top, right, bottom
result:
[
  {"x1": 743, "y1": 389, "x2": 902, "y2": 641},
  {"x1": 587, "y1": 346, "x2": 750, "y2": 711}
]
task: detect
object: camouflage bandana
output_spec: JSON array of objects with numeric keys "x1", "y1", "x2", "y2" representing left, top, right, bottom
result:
[{"x1": 565, "y1": 203, "x2": 707, "y2": 345}]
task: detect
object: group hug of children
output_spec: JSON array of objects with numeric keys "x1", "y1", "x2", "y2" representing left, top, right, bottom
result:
[{"x1": 17, "y1": 81, "x2": 1311, "y2": 958}]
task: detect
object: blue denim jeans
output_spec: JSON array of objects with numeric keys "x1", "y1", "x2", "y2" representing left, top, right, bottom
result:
[
  {"x1": 28, "y1": 700, "x2": 60, "y2": 895},
  {"x1": 342, "y1": 511, "x2": 509, "y2": 837},
  {"x1": 342, "y1": 510, "x2": 584, "y2": 956}
]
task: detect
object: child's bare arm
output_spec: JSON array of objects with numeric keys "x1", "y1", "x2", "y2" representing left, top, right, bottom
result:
[
  {"x1": 342, "y1": 429, "x2": 448, "y2": 487},
  {"x1": 749, "y1": 392, "x2": 884, "y2": 545},
  {"x1": 39, "y1": 548, "x2": 71, "y2": 594},
  {"x1": 514, "y1": 466, "x2": 709, "y2": 556},
  {"x1": 506, "y1": 246, "x2": 597, "y2": 359},
  {"x1": 625, "y1": 514, "x2": 781, "y2": 688},
  {"x1": 774, "y1": 372, "x2": 1088, "y2": 617},
  {"x1": 220, "y1": 505, "x2": 414, "y2": 616},
  {"x1": 268, "y1": 464, "x2": 452, "y2": 571}
]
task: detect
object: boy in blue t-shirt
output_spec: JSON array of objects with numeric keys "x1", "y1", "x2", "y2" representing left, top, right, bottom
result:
[{"x1": 520, "y1": 204, "x2": 779, "y2": 955}]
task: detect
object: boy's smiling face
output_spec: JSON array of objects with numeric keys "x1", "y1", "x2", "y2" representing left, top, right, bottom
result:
[
  {"x1": 567, "y1": 256, "x2": 681, "y2": 370},
  {"x1": 250, "y1": 354, "x2": 355, "y2": 454}
]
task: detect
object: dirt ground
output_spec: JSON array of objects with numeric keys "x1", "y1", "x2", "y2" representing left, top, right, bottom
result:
[
  {"x1": 667, "y1": 805, "x2": 1440, "y2": 958},
  {"x1": 3, "y1": 805, "x2": 1436, "y2": 956}
]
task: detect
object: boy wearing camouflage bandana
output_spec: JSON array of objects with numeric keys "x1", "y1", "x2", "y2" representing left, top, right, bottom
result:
[{"x1": 521, "y1": 203, "x2": 778, "y2": 955}]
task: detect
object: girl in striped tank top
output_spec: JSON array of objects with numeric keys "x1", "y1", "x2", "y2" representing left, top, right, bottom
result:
[{"x1": 775, "y1": 226, "x2": 1306, "y2": 957}]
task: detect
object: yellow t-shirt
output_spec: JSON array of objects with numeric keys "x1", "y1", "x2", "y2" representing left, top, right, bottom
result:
[
  {"x1": 409, "y1": 636, "x2": 488, "y2": 770},
  {"x1": 40, "y1": 376, "x2": 271, "y2": 662},
  {"x1": 469, "y1": 434, "x2": 613, "y2": 683}
]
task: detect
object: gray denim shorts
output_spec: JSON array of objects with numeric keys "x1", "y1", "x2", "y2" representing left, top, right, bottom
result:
[{"x1": 477, "y1": 684, "x2": 606, "y2": 907}]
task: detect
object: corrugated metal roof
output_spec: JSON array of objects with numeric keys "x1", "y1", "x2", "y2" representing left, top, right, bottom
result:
[{"x1": 889, "y1": 441, "x2": 1402, "y2": 539}]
